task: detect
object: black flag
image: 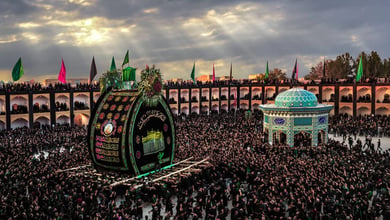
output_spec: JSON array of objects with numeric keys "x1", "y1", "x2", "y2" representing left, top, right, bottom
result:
[
  {"x1": 229, "y1": 62, "x2": 232, "y2": 82},
  {"x1": 291, "y1": 58, "x2": 298, "y2": 80},
  {"x1": 89, "y1": 56, "x2": 97, "y2": 84},
  {"x1": 323, "y1": 57, "x2": 326, "y2": 78}
]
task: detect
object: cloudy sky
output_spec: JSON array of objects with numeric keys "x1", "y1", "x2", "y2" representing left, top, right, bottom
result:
[{"x1": 1, "y1": 0, "x2": 389, "y2": 82}]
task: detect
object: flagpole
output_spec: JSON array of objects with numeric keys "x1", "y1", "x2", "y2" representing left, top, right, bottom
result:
[
  {"x1": 323, "y1": 56, "x2": 326, "y2": 80},
  {"x1": 193, "y1": 59, "x2": 195, "y2": 84}
]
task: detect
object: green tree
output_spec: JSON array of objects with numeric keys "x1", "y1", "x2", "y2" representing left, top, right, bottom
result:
[
  {"x1": 382, "y1": 58, "x2": 390, "y2": 77},
  {"x1": 99, "y1": 70, "x2": 122, "y2": 93},
  {"x1": 369, "y1": 51, "x2": 382, "y2": 77},
  {"x1": 307, "y1": 51, "x2": 390, "y2": 80},
  {"x1": 323, "y1": 52, "x2": 354, "y2": 79}
]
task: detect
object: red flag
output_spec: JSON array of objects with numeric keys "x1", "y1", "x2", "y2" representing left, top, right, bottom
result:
[
  {"x1": 212, "y1": 64, "x2": 215, "y2": 82},
  {"x1": 58, "y1": 59, "x2": 66, "y2": 83}
]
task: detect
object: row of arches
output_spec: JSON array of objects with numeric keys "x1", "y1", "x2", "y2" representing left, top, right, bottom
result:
[
  {"x1": 170, "y1": 102, "x2": 263, "y2": 115},
  {"x1": 2, "y1": 113, "x2": 90, "y2": 129},
  {"x1": 167, "y1": 87, "x2": 390, "y2": 105},
  {"x1": 0, "y1": 93, "x2": 100, "y2": 114},
  {"x1": 170, "y1": 104, "x2": 390, "y2": 116},
  {"x1": 338, "y1": 106, "x2": 390, "y2": 116},
  {"x1": 170, "y1": 87, "x2": 308, "y2": 103},
  {"x1": 169, "y1": 88, "x2": 266, "y2": 104},
  {"x1": 267, "y1": 130, "x2": 327, "y2": 147}
]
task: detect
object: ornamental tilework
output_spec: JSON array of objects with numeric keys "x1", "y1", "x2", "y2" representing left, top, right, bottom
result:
[{"x1": 275, "y1": 88, "x2": 318, "y2": 108}]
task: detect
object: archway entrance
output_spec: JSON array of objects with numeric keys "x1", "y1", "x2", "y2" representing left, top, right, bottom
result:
[
  {"x1": 280, "y1": 132, "x2": 287, "y2": 145},
  {"x1": 272, "y1": 132, "x2": 278, "y2": 145},
  {"x1": 264, "y1": 129, "x2": 269, "y2": 143},
  {"x1": 0, "y1": 121, "x2": 5, "y2": 130},
  {"x1": 318, "y1": 130, "x2": 325, "y2": 145},
  {"x1": 294, "y1": 132, "x2": 312, "y2": 147},
  {"x1": 74, "y1": 113, "x2": 89, "y2": 127}
]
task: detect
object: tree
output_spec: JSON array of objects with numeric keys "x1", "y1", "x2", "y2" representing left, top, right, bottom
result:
[
  {"x1": 383, "y1": 58, "x2": 390, "y2": 77},
  {"x1": 305, "y1": 59, "x2": 330, "y2": 80},
  {"x1": 99, "y1": 70, "x2": 122, "y2": 93},
  {"x1": 307, "y1": 51, "x2": 390, "y2": 80},
  {"x1": 365, "y1": 51, "x2": 382, "y2": 78},
  {"x1": 339, "y1": 52, "x2": 354, "y2": 78},
  {"x1": 323, "y1": 52, "x2": 354, "y2": 79},
  {"x1": 268, "y1": 68, "x2": 287, "y2": 80},
  {"x1": 255, "y1": 73, "x2": 265, "y2": 81},
  {"x1": 352, "y1": 51, "x2": 383, "y2": 80}
]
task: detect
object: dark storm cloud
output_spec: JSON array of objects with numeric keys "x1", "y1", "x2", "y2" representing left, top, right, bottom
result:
[
  {"x1": 93, "y1": 0, "x2": 239, "y2": 20},
  {"x1": 1, "y1": 0, "x2": 390, "y2": 81},
  {"x1": 0, "y1": 0, "x2": 38, "y2": 15}
]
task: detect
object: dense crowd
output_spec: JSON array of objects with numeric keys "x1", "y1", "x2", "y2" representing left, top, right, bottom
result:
[
  {"x1": 0, "y1": 125, "x2": 90, "y2": 219},
  {"x1": 0, "y1": 111, "x2": 389, "y2": 219},
  {"x1": 329, "y1": 114, "x2": 390, "y2": 138},
  {"x1": 164, "y1": 79, "x2": 305, "y2": 89},
  {"x1": 0, "y1": 82, "x2": 99, "y2": 93}
]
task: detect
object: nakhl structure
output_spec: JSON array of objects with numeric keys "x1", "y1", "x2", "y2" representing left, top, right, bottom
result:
[
  {"x1": 259, "y1": 88, "x2": 333, "y2": 147},
  {"x1": 88, "y1": 66, "x2": 175, "y2": 175}
]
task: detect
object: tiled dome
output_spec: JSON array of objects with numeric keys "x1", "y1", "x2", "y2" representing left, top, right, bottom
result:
[{"x1": 275, "y1": 88, "x2": 318, "y2": 107}]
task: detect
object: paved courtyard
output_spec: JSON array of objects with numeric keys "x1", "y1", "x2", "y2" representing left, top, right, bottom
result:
[{"x1": 328, "y1": 133, "x2": 390, "y2": 152}]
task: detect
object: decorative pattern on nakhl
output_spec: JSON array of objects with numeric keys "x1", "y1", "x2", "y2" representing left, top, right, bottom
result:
[
  {"x1": 259, "y1": 88, "x2": 333, "y2": 147},
  {"x1": 99, "y1": 70, "x2": 122, "y2": 93},
  {"x1": 142, "y1": 130, "x2": 165, "y2": 156},
  {"x1": 138, "y1": 65, "x2": 163, "y2": 107}
]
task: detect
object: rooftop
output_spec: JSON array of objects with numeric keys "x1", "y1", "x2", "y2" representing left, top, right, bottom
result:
[{"x1": 275, "y1": 88, "x2": 318, "y2": 108}]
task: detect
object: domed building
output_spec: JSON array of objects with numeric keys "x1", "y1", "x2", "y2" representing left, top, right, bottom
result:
[{"x1": 259, "y1": 88, "x2": 333, "y2": 147}]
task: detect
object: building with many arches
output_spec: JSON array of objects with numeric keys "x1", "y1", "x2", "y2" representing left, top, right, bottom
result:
[{"x1": 1, "y1": 80, "x2": 390, "y2": 130}]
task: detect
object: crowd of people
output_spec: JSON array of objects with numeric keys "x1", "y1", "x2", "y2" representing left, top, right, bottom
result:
[
  {"x1": 0, "y1": 111, "x2": 389, "y2": 219},
  {"x1": 329, "y1": 114, "x2": 390, "y2": 138},
  {"x1": 0, "y1": 82, "x2": 99, "y2": 93},
  {"x1": 164, "y1": 79, "x2": 305, "y2": 89}
]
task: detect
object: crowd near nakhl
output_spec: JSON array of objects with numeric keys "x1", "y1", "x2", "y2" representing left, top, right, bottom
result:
[{"x1": 0, "y1": 108, "x2": 389, "y2": 219}]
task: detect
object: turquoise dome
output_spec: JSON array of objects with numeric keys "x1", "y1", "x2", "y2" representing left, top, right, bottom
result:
[{"x1": 275, "y1": 88, "x2": 318, "y2": 107}]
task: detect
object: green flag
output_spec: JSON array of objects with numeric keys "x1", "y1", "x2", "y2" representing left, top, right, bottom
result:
[
  {"x1": 356, "y1": 57, "x2": 363, "y2": 82},
  {"x1": 129, "y1": 67, "x2": 136, "y2": 81},
  {"x1": 122, "y1": 50, "x2": 129, "y2": 67},
  {"x1": 122, "y1": 66, "x2": 136, "y2": 81},
  {"x1": 12, "y1": 57, "x2": 24, "y2": 81},
  {"x1": 110, "y1": 56, "x2": 116, "y2": 71},
  {"x1": 265, "y1": 61, "x2": 269, "y2": 79},
  {"x1": 190, "y1": 62, "x2": 196, "y2": 84}
]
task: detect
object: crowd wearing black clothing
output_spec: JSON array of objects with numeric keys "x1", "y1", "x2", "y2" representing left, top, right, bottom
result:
[
  {"x1": 1, "y1": 76, "x2": 390, "y2": 94},
  {"x1": 164, "y1": 79, "x2": 304, "y2": 89},
  {"x1": 0, "y1": 82, "x2": 99, "y2": 93},
  {"x1": 0, "y1": 112, "x2": 389, "y2": 219},
  {"x1": 329, "y1": 114, "x2": 390, "y2": 138}
]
